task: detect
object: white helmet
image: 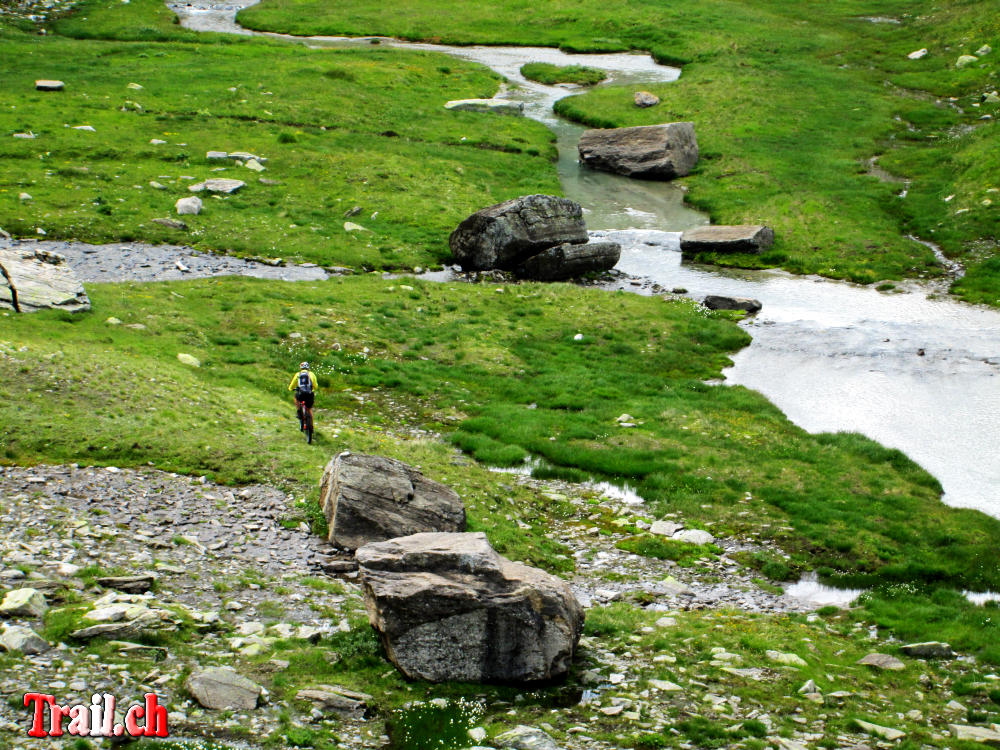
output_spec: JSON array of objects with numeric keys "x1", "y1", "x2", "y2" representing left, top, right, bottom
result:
[{"x1": 299, "y1": 362, "x2": 309, "y2": 370}]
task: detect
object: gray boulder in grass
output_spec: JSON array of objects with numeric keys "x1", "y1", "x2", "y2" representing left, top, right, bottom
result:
[
  {"x1": 320, "y1": 452, "x2": 465, "y2": 550},
  {"x1": 356, "y1": 532, "x2": 584, "y2": 684}
]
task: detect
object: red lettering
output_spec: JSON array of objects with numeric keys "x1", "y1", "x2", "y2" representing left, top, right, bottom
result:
[
  {"x1": 124, "y1": 704, "x2": 143, "y2": 737},
  {"x1": 143, "y1": 694, "x2": 169, "y2": 737},
  {"x1": 48, "y1": 703, "x2": 70, "y2": 737},
  {"x1": 23, "y1": 693, "x2": 53, "y2": 738}
]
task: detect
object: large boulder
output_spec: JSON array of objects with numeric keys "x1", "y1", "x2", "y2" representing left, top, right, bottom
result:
[
  {"x1": 185, "y1": 667, "x2": 261, "y2": 710},
  {"x1": 449, "y1": 195, "x2": 588, "y2": 271},
  {"x1": 357, "y1": 532, "x2": 584, "y2": 684},
  {"x1": 516, "y1": 240, "x2": 621, "y2": 280},
  {"x1": 320, "y1": 452, "x2": 466, "y2": 550},
  {"x1": 0, "y1": 247, "x2": 90, "y2": 313},
  {"x1": 680, "y1": 225, "x2": 774, "y2": 254},
  {"x1": 577, "y1": 122, "x2": 698, "y2": 179}
]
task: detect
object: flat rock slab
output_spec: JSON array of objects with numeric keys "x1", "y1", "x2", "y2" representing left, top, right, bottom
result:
[
  {"x1": 578, "y1": 122, "x2": 698, "y2": 180},
  {"x1": 320, "y1": 452, "x2": 465, "y2": 550},
  {"x1": 672, "y1": 528, "x2": 715, "y2": 545},
  {"x1": 445, "y1": 98, "x2": 525, "y2": 115},
  {"x1": 680, "y1": 225, "x2": 774, "y2": 254},
  {"x1": 449, "y1": 194, "x2": 588, "y2": 271},
  {"x1": 96, "y1": 574, "x2": 157, "y2": 594},
  {"x1": 35, "y1": 80, "x2": 64, "y2": 91},
  {"x1": 900, "y1": 641, "x2": 955, "y2": 658},
  {"x1": 494, "y1": 724, "x2": 561, "y2": 750},
  {"x1": 857, "y1": 652, "x2": 905, "y2": 670},
  {"x1": 516, "y1": 240, "x2": 620, "y2": 280},
  {"x1": 703, "y1": 295, "x2": 763, "y2": 314},
  {"x1": 189, "y1": 178, "x2": 245, "y2": 194},
  {"x1": 0, "y1": 247, "x2": 90, "y2": 313},
  {"x1": 949, "y1": 724, "x2": 1000, "y2": 745},
  {"x1": 186, "y1": 667, "x2": 261, "y2": 710},
  {"x1": 295, "y1": 685, "x2": 372, "y2": 719},
  {"x1": 855, "y1": 719, "x2": 906, "y2": 741},
  {"x1": 357, "y1": 532, "x2": 584, "y2": 684},
  {"x1": 766, "y1": 650, "x2": 808, "y2": 667}
]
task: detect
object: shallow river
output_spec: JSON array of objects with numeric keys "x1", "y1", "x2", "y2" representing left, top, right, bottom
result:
[{"x1": 174, "y1": 1, "x2": 1000, "y2": 519}]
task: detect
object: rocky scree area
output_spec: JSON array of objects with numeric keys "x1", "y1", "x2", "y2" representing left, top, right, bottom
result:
[{"x1": 3, "y1": 464, "x2": 1000, "y2": 750}]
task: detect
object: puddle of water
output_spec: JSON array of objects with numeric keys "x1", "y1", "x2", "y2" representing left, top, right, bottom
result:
[
  {"x1": 585, "y1": 479, "x2": 645, "y2": 505},
  {"x1": 784, "y1": 573, "x2": 865, "y2": 608},
  {"x1": 382, "y1": 699, "x2": 484, "y2": 750}
]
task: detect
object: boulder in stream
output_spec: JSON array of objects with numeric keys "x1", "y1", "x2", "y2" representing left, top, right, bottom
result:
[
  {"x1": 702, "y1": 295, "x2": 762, "y2": 314},
  {"x1": 680, "y1": 225, "x2": 774, "y2": 254},
  {"x1": 449, "y1": 194, "x2": 588, "y2": 271},
  {"x1": 516, "y1": 240, "x2": 621, "y2": 280},
  {"x1": 357, "y1": 532, "x2": 584, "y2": 683},
  {"x1": 577, "y1": 122, "x2": 698, "y2": 179}
]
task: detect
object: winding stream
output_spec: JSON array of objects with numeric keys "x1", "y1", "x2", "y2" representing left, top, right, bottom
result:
[{"x1": 172, "y1": 2, "x2": 1000, "y2": 519}]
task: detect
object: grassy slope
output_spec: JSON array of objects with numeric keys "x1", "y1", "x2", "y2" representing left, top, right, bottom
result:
[
  {"x1": 239, "y1": 0, "x2": 1000, "y2": 297},
  {"x1": 0, "y1": 19, "x2": 557, "y2": 269},
  {"x1": 2, "y1": 277, "x2": 998, "y2": 597}
]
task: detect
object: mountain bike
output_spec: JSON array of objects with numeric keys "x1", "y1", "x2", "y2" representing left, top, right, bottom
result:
[{"x1": 296, "y1": 398, "x2": 314, "y2": 444}]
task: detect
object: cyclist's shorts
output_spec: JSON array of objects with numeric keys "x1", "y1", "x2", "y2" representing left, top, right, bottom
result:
[{"x1": 295, "y1": 389, "x2": 314, "y2": 408}]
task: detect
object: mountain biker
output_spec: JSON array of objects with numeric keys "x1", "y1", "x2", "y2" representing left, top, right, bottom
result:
[{"x1": 288, "y1": 361, "x2": 318, "y2": 430}]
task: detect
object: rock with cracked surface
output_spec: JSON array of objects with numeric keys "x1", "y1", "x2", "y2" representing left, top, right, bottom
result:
[
  {"x1": 0, "y1": 247, "x2": 89, "y2": 313},
  {"x1": 185, "y1": 667, "x2": 261, "y2": 710},
  {"x1": 449, "y1": 194, "x2": 588, "y2": 271},
  {"x1": 680, "y1": 225, "x2": 774, "y2": 254},
  {"x1": 320, "y1": 452, "x2": 465, "y2": 550},
  {"x1": 516, "y1": 240, "x2": 620, "y2": 280},
  {"x1": 357, "y1": 532, "x2": 584, "y2": 684},
  {"x1": 578, "y1": 122, "x2": 698, "y2": 179},
  {"x1": 295, "y1": 685, "x2": 372, "y2": 719}
]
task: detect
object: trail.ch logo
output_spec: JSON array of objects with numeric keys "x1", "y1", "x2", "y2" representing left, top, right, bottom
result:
[{"x1": 24, "y1": 692, "x2": 169, "y2": 739}]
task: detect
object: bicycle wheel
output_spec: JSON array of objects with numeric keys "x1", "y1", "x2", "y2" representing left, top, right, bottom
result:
[
  {"x1": 297, "y1": 403, "x2": 304, "y2": 431},
  {"x1": 305, "y1": 410, "x2": 313, "y2": 444}
]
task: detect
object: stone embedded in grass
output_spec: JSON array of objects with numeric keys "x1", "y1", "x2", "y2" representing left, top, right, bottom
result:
[
  {"x1": 977, "y1": 45, "x2": 992, "y2": 56},
  {"x1": 854, "y1": 719, "x2": 905, "y2": 741},
  {"x1": 319, "y1": 451, "x2": 465, "y2": 550},
  {"x1": 494, "y1": 724, "x2": 560, "y2": 750},
  {"x1": 185, "y1": 666, "x2": 261, "y2": 710},
  {"x1": 900, "y1": 641, "x2": 954, "y2": 658},
  {"x1": 578, "y1": 122, "x2": 699, "y2": 180},
  {"x1": 0, "y1": 588, "x2": 48, "y2": 618},
  {"x1": 949, "y1": 724, "x2": 1000, "y2": 744},
  {"x1": 188, "y1": 178, "x2": 245, "y2": 194},
  {"x1": 672, "y1": 528, "x2": 715, "y2": 545},
  {"x1": 72, "y1": 125, "x2": 96, "y2": 132},
  {"x1": 152, "y1": 218, "x2": 188, "y2": 230},
  {"x1": 856, "y1": 652, "x2": 905, "y2": 670},
  {"x1": 175, "y1": 196, "x2": 203, "y2": 215},
  {"x1": 634, "y1": 91, "x2": 660, "y2": 108},
  {"x1": 650, "y1": 520, "x2": 682, "y2": 536},
  {"x1": 357, "y1": 531, "x2": 584, "y2": 684},
  {"x1": 244, "y1": 159, "x2": 265, "y2": 172},
  {"x1": 0, "y1": 248, "x2": 89, "y2": 313},
  {"x1": 206, "y1": 150, "x2": 228, "y2": 160},
  {"x1": 295, "y1": 685, "x2": 372, "y2": 720},
  {"x1": 177, "y1": 353, "x2": 201, "y2": 367},
  {"x1": 907, "y1": 48, "x2": 928, "y2": 59},
  {"x1": 343, "y1": 221, "x2": 368, "y2": 232},
  {"x1": 13, "y1": 132, "x2": 35, "y2": 139},
  {"x1": 96, "y1": 574, "x2": 157, "y2": 593},
  {"x1": 150, "y1": 138, "x2": 166, "y2": 145},
  {"x1": 956, "y1": 54, "x2": 979, "y2": 68},
  {"x1": 35, "y1": 79, "x2": 64, "y2": 91},
  {"x1": 765, "y1": 650, "x2": 807, "y2": 667},
  {"x1": 648, "y1": 678, "x2": 683, "y2": 691}
]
